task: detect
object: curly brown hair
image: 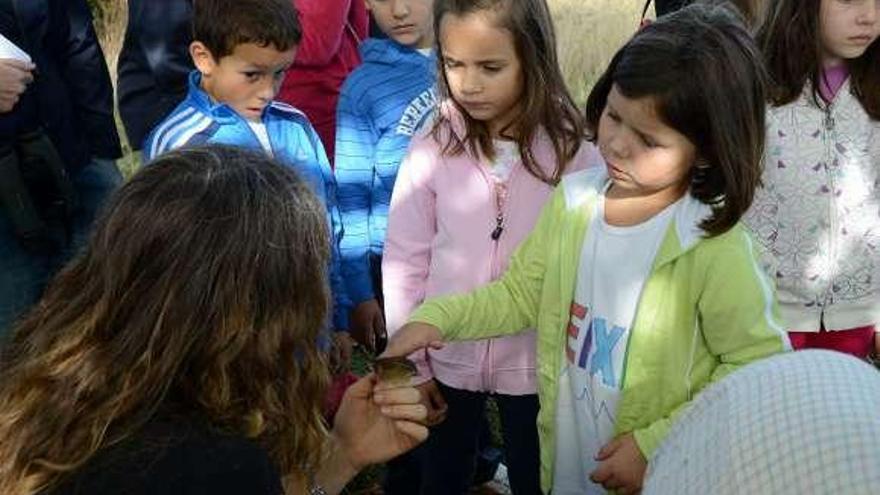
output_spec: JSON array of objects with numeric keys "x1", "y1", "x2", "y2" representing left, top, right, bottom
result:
[{"x1": 0, "y1": 146, "x2": 331, "y2": 495}]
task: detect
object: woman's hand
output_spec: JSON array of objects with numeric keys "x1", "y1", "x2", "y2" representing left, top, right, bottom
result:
[
  {"x1": 312, "y1": 374, "x2": 428, "y2": 494},
  {"x1": 380, "y1": 321, "x2": 444, "y2": 359}
]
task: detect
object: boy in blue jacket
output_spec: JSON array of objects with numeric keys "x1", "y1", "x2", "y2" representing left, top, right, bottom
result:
[
  {"x1": 144, "y1": 0, "x2": 352, "y2": 338},
  {"x1": 335, "y1": 0, "x2": 437, "y2": 350}
]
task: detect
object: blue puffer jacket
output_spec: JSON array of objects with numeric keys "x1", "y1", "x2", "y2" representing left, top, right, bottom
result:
[
  {"x1": 144, "y1": 71, "x2": 352, "y2": 331},
  {"x1": 0, "y1": 0, "x2": 121, "y2": 170}
]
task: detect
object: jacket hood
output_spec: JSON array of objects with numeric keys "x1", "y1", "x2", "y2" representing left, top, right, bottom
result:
[
  {"x1": 562, "y1": 167, "x2": 713, "y2": 258},
  {"x1": 359, "y1": 38, "x2": 435, "y2": 67}
]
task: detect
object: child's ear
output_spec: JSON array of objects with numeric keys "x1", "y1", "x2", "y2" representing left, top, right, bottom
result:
[{"x1": 190, "y1": 41, "x2": 217, "y2": 77}]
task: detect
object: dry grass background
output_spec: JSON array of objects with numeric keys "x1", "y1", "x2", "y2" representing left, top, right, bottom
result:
[{"x1": 90, "y1": 0, "x2": 644, "y2": 175}]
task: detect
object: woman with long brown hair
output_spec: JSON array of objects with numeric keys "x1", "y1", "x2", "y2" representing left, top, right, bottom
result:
[{"x1": 0, "y1": 145, "x2": 427, "y2": 495}]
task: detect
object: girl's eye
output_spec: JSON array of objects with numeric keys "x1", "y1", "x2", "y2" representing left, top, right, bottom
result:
[
  {"x1": 606, "y1": 111, "x2": 621, "y2": 123},
  {"x1": 641, "y1": 135, "x2": 658, "y2": 148},
  {"x1": 483, "y1": 65, "x2": 502, "y2": 73},
  {"x1": 244, "y1": 72, "x2": 261, "y2": 81},
  {"x1": 443, "y1": 60, "x2": 459, "y2": 69}
]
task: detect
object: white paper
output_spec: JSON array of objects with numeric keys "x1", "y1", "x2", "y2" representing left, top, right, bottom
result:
[{"x1": 0, "y1": 34, "x2": 32, "y2": 63}]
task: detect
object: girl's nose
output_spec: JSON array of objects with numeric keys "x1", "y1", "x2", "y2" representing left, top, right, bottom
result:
[
  {"x1": 392, "y1": 0, "x2": 410, "y2": 19},
  {"x1": 461, "y1": 71, "x2": 483, "y2": 95},
  {"x1": 606, "y1": 131, "x2": 630, "y2": 160},
  {"x1": 857, "y1": 2, "x2": 878, "y2": 24}
]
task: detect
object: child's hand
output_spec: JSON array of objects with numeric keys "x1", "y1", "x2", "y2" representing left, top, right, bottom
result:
[
  {"x1": 350, "y1": 299, "x2": 386, "y2": 353},
  {"x1": 330, "y1": 331, "x2": 355, "y2": 374},
  {"x1": 589, "y1": 433, "x2": 647, "y2": 494},
  {"x1": 380, "y1": 321, "x2": 444, "y2": 359}
]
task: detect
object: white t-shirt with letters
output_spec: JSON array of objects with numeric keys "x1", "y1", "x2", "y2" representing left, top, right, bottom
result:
[{"x1": 552, "y1": 185, "x2": 679, "y2": 494}]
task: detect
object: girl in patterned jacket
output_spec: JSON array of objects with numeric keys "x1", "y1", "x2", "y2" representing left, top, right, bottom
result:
[{"x1": 746, "y1": 0, "x2": 880, "y2": 358}]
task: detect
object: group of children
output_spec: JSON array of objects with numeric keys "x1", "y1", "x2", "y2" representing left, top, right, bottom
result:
[{"x1": 0, "y1": 0, "x2": 876, "y2": 493}]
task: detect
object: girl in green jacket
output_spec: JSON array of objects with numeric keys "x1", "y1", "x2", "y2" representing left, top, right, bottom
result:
[{"x1": 383, "y1": 4, "x2": 791, "y2": 494}]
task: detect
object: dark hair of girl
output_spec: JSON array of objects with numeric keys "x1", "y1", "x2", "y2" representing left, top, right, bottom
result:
[{"x1": 586, "y1": 3, "x2": 768, "y2": 236}]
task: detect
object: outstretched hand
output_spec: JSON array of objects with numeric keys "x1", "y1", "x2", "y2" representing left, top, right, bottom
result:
[{"x1": 380, "y1": 321, "x2": 444, "y2": 359}]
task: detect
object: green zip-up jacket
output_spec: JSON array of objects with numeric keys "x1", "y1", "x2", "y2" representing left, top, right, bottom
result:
[{"x1": 410, "y1": 168, "x2": 791, "y2": 492}]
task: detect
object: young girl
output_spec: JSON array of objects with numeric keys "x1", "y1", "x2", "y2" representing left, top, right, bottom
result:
[
  {"x1": 381, "y1": 0, "x2": 595, "y2": 492},
  {"x1": 0, "y1": 146, "x2": 427, "y2": 495},
  {"x1": 746, "y1": 0, "x2": 880, "y2": 359},
  {"x1": 383, "y1": 5, "x2": 790, "y2": 494}
]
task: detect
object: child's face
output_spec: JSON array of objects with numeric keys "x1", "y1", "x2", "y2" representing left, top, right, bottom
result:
[
  {"x1": 367, "y1": 0, "x2": 434, "y2": 49},
  {"x1": 597, "y1": 85, "x2": 696, "y2": 201},
  {"x1": 440, "y1": 11, "x2": 524, "y2": 137},
  {"x1": 819, "y1": 0, "x2": 879, "y2": 67},
  {"x1": 191, "y1": 41, "x2": 297, "y2": 122}
]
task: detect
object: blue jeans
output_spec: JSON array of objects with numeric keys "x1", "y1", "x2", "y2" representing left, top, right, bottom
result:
[
  {"x1": 421, "y1": 381, "x2": 542, "y2": 495},
  {"x1": 0, "y1": 158, "x2": 122, "y2": 338}
]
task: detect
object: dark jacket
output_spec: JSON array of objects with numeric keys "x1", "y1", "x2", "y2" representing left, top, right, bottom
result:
[
  {"x1": 0, "y1": 0, "x2": 121, "y2": 171},
  {"x1": 50, "y1": 412, "x2": 283, "y2": 495},
  {"x1": 116, "y1": 0, "x2": 194, "y2": 150}
]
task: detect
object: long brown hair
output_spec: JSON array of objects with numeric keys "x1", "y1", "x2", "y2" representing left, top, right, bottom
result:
[
  {"x1": 586, "y1": 3, "x2": 767, "y2": 236},
  {"x1": 756, "y1": 0, "x2": 880, "y2": 118},
  {"x1": 431, "y1": 0, "x2": 585, "y2": 185},
  {"x1": 0, "y1": 146, "x2": 331, "y2": 495}
]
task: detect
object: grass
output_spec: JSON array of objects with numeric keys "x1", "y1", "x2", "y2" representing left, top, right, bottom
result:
[{"x1": 549, "y1": 0, "x2": 645, "y2": 105}]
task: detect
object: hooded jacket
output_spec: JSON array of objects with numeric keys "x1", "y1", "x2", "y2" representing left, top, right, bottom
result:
[
  {"x1": 410, "y1": 167, "x2": 790, "y2": 491},
  {"x1": 143, "y1": 71, "x2": 352, "y2": 330},
  {"x1": 746, "y1": 81, "x2": 880, "y2": 332},
  {"x1": 383, "y1": 104, "x2": 595, "y2": 395},
  {"x1": 335, "y1": 38, "x2": 437, "y2": 304}
]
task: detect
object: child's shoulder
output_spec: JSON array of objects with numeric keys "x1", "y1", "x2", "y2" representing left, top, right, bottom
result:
[
  {"x1": 341, "y1": 40, "x2": 432, "y2": 98},
  {"x1": 265, "y1": 102, "x2": 321, "y2": 137},
  {"x1": 144, "y1": 97, "x2": 211, "y2": 159}
]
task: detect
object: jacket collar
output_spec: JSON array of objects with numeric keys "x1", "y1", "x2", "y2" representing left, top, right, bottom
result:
[
  {"x1": 186, "y1": 71, "x2": 240, "y2": 124},
  {"x1": 186, "y1": 71, "x2": 293, "y2": 125},
  {"x1": 562, "y1": 166, "x2": 713, "y2": 268},
  {"x1": 433, "y1": 100, "x2": 560, "y2": 178}
]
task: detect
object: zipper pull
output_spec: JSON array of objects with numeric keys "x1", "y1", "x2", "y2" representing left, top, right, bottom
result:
[
  {"x1": 824, "y1": 107, "x2": 835, "y2": 131},
  {"x1": 490, "y1": 214, "x2": 504, "y2": 240}
]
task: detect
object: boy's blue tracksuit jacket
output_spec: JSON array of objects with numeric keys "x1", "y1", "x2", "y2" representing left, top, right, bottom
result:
[
  {"x1": 334, "y1": 38, "x2": 437, "y2": 305},
  {"x1": 144, "y1": 71, "x2": 352, "y2": 330}
]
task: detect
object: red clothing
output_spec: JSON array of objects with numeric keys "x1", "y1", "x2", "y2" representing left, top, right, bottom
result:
[
  {"x1": 278, "y1": 0, "x2": 368, "y2": 164},
  {"x1": 788, "y1": 325, "x2": 875, "y2": 359}
]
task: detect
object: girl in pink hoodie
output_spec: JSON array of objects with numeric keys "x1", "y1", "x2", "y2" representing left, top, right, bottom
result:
[{"x1": 382, "y1": 0, "x2": 597, "y2": 492}]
